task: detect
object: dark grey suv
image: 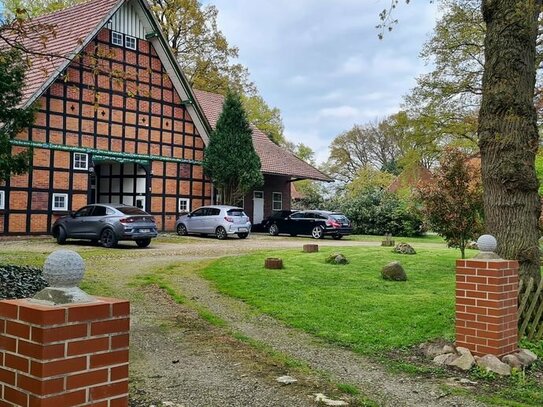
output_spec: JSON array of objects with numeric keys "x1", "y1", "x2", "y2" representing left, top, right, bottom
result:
[{"x1": 52, "y1": 204, "x2": 158, "y2": 248}]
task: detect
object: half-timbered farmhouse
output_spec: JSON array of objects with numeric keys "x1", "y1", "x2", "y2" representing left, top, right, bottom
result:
[{"x1": 0, "y1": 0, "x2": 330, "y2": 235}]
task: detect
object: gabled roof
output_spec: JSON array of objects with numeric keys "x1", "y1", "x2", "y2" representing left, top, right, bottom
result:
[
  {"x1": 16, "y1": 0, "x2": 122, "y2": 107},
  {"x1": 193, "y1": 89, "x2": 332, "y2": 182},
  {"x1": 14, "y1": 0, "x2": 211, "y2": 139}
]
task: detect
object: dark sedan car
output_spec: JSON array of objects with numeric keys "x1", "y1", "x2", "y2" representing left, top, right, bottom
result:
[
  {"x1": 261, "y1": 210, "x2": 297, "y2": 232},
  {"x1": 267, "y1": 210, "x2": 352, "y2": 239},
  {"x1": 51, "y1": 204, "x2": 158, "y2": 248}
]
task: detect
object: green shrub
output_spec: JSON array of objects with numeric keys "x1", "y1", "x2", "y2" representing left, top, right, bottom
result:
[
  {"x1": 0, "y1": 264, "x2": 48, "y2": 299},
  {"x1": 340, "y1": 188, "x2": 424, "y2": 237}
]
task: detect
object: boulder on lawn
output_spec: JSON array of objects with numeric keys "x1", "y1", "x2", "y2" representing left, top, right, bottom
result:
[
  {"x1": 381, "y1": 261, "x2": 407, "y2": 281},
  {"x1": 448, "y1": 347, "x2": 475, "y2": 371},
  {"x1": 476, "y1": 354, "x2": 511, "y2": 376},
  {"x1": 502, "y1": 354, "x2": 523, "y2": 370},
  {"x1": 325, "y1": 253, "x2": 349, "y2": 265},
  {"x1": 419, "y1": 341, "x2": 455, "y2": 358},
  {"x1": 433, "y1": 353, "x2": 457, "y2": 365},
  {"x1": 515, "y1": 349, "x2": 538, "y2": 367},
  {"x1": 393, "y1": 243, "x2": 416, "y2": 255}
]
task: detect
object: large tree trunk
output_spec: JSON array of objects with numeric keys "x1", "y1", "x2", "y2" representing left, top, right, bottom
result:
[{"x1": 478, "y1": 0, "x2": 542, "y2": 284}]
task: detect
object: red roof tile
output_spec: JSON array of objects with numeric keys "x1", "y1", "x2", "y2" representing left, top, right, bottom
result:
[
  {"x1": 193, "y1": 89, "x2": 332, "y2": 182},
  {"x1": 16, "y1": 0, "x2": 122, "y2": 106}
]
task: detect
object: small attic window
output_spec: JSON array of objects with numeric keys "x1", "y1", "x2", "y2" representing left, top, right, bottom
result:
[
  {"x1": 125, "y1": 36, "x2": 137, "y2": 50},
  {"x1": 112, "y1": 31, "x2": 123, "y2": 47}
]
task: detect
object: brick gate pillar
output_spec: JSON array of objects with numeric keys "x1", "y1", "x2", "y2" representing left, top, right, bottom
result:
[
  {"x1": 0, "y1": 297, "x2": 130, "y2": 406},
  {"x1": 455, "y1": 235, "x2": 518, "y2": 357},
  {"x1": 0, "y1": 250, "x2": 130, "y2": 407}
]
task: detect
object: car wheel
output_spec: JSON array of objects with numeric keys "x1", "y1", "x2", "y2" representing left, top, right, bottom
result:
[
  {"x1": 238, "y1": 232, "x2": 249, "y2": 239},
  {"x1": 100, "y1": 228, "x2": 118, "y2": 248},
  {"x1": 56, "y1": 227, "x2": 67, "y2": 245},
  {"x1": 311, "y1": 226, "x2": 324, "y2": 239},
  {"x1": 269, "y1": 224, "x2": 279, "y2": 236},
  {"x1": 136, "y1": 238, "x2": 151, "y2": 248},
  {"x1": 332, "y1": 234, "x2": 343, "y2": 240},
  {"x1": 176, "y1": 223, "x2": 188, "y2": 236},
  {"x1": 216, "y1": 226, "x2": 227, "y2": 240}
]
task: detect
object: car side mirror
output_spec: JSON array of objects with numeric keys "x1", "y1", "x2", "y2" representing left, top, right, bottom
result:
[
  {"x1": 70, "y1": 211, "x2": 76, "y2": 218},
  {"x1": 187, "y1": 213, "x2": 192, "y2": 218}
]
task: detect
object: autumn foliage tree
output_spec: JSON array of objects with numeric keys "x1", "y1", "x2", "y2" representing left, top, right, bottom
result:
[
  {"x1": 418, "y1": 148, "x2": 483, "y2": 258},
  {"x1": 203, "y1": 91, "x2": 263, "y2": 205}
]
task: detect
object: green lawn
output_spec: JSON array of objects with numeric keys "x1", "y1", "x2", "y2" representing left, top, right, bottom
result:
[{"x1": 202, "y1": 246, "x2": 463, "y2": 354}]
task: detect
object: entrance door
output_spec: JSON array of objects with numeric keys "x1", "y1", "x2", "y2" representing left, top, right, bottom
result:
[{"x1": 253, "y1": 191, "x2": 264, "y2": 224}]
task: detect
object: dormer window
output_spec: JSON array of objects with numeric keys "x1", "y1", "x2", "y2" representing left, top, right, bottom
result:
[
  {"x1": 112, "y1": 31, "x2": 123, "y2": 47},
  {"x1": 125, "y1": 35, "x2": 137, "y2": 50}
]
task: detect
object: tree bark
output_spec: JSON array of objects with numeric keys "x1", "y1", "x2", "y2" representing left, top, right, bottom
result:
[{"x1": 478, "y1": 0, "x2": 542, "y2": 283}]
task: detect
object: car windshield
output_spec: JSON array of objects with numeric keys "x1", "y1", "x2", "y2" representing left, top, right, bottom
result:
[
  {"x1": 227, "y1": 209, "x2": 246, "y2": 217},
  {"x1": 118, "y1": 207, "x2": 148, "y2": 215},
  {"x1": 330, "y1": 214, "x2": 348, "y2": 222}
]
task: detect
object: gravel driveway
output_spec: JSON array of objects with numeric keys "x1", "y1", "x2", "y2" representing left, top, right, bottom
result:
[{"x1": 0, "y1": 234, "x2": 485, "y2": 406}]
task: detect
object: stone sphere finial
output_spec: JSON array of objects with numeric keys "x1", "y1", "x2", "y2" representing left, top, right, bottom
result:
[
  {"x1": 43, "y1": 249, "x2": 85, "y2": 287},
  {"x1": 477, "y1": 234, "x2": 497, "y2": 253},
  {"x1": 474, "y1": 234, "x2": 501, "y2": 260},
  {"x1": 31, "y1": 249, "x2": 94, "y2": 305}
]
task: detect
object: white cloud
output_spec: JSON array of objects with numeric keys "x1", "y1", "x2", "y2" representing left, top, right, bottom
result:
[
  {"x1": 318, "y1": 106, "x2": 360, "y2": 120},
  {"x1": 336, "y1": 56, "x2": 368, "y2": 76},
  {"x1": 204, "y1": 0, "x2": 439, "y2": 163},
  {"x1": 287, "y1": 75, "x2": 310, "y2": 86}
]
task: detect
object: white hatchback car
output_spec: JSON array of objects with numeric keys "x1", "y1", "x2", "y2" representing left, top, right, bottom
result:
[{"x1": 175, "y1": 205, "x2": 252, "y2": 239}]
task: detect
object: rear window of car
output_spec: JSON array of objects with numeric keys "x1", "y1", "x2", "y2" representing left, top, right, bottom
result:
[
  {"x1": 227, "y1": 209, "x2": 246, "y2": 217},
  {"x1": 330, "y1": 214, "x2": 348, "y2": 222},
  {"x1": 118, "y1": 207, "x2": 148, "y2": 215}
]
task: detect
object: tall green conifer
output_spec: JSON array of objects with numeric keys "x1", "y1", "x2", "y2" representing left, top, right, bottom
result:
[{"x1": 203, "y1": 91, "x2": 263, "y2": 205}]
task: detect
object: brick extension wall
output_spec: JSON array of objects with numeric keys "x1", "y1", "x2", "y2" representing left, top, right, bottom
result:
[
  {"x1": 456, "y1": 259, "x2": 518, "y2": 357},
  {"x1": 0, "y1": 297, "x2": 129, "y2": 406}
]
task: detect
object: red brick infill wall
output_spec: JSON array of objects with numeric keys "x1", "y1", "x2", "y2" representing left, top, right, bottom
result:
[
  {"x1": 456, "y1": 259, "x2": 518, "y2": 357},
  {"x1": 0, "y1": 297, "x2": 129, "y2": 406}
]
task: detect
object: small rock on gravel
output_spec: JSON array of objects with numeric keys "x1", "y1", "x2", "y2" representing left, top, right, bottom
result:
[
  {"x1": 314, "y1": 393, "x2": 348, "y2": 406},
  {"x1": 276, "y1": 375, "x2": 297, "y2": 385}
]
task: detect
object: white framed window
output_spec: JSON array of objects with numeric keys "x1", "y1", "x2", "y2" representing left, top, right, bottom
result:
[
  {"x1": 73, "y1": 153, "x2": 89, "y2": 170},
  {"x1": 112, "y1": 31, "x2": 123, "y2": 47},
  {"x1": 52, "y1": 193, "x2": 69, "y2": 211},
  {"x1": 178, "y1": 198, "x2": 190, "y2": 213},
  {"x1": 125, "y1": 35, "x2": 137, "y2": 50},
  {"x1": 272, "y1": 192, "x2": 282, "y2": 211},
  {"x1": 0, "y1": 190, "x2": 5, "y2": 210}
]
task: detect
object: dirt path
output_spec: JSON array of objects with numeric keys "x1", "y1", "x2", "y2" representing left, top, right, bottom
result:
[
  {"x1": 0, "y1": 235, "x2": 485, "y2": 406},
  {"x1": 166, "y1": 265, "x2": 486, "y2": 407}
]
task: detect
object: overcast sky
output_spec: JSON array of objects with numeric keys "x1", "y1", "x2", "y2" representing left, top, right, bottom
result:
[{"x1": 204, "y1": 0, "x2": 440, "y2": 163}]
